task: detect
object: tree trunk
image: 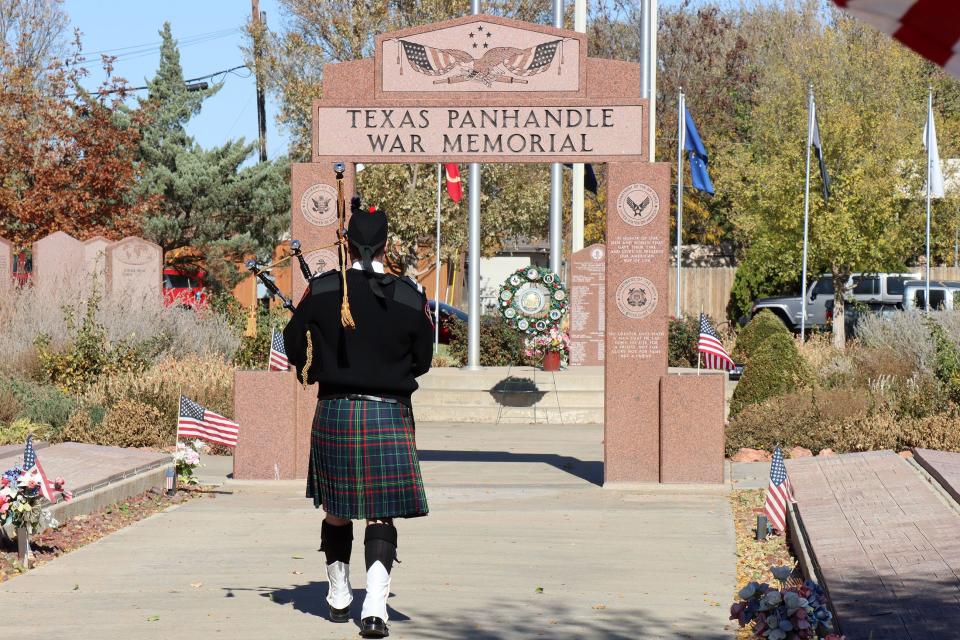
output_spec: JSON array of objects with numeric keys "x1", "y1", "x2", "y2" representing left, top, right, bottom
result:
[{"x1": 832, "y1": 267, "x2": 846, "y2": 350}]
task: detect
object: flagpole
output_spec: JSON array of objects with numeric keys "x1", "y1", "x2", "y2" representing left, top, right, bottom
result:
[
  {"x1": 434, "y1": 163, "x2": 443, "y2": 351},
  {"x1": 926, "y1": 88, "x2": 933, "y2": 314},
  {"x1": 800, "y1": 83, "x2": 813, "y2": 340},
  {"x1": 675, "y1": 88, "x2": 685, "y2": 318}
]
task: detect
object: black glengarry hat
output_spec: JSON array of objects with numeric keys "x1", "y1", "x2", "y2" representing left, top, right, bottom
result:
[{"x1": 347, "y1": 197, "x2": 389, "y2": 298}]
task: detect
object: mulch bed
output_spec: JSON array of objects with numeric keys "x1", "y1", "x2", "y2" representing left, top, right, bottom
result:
[
  {"x1": 730, "y1": 489, "x2": 801, "y2": 639},
  {"x1": 0, "y1": 485, "x2": 213, "y2": 582}
]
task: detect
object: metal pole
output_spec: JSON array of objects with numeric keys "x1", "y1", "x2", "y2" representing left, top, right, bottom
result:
[
  {"x1": 926, "y1": 89, "x2": 933, "y2": 314},
  {"x1": 434, "y1": 164, "x2": 443, "y2": 352},
  {"x1": 467, "y1": 0, "x2": 482, "y2": 369},
  {"x1": 549, "y1": 0, "x2": 564, "y2": 276},
  {"x1": 647, "y1": 0, "x2": 658, "y2": 162},
  {"x1": 675, "y1": 89, "x2": 684, "y2": 318},
  {"x1": 639, "y1": 0, "x2": 649, "y2": 101},
  {"x1": 571, "y1": 0, "x2": 586, "y2": 253},
  {"x1": 252, "y1": 0, "x2": 268, "y2": 162},
  {"x1": 800, "y1": 84, "x2": 813, "y2": 339}
]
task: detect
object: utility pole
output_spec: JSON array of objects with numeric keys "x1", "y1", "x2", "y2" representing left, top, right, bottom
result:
[{"x1": 252, "y1": 0, "x2": 268, "y2": 163}]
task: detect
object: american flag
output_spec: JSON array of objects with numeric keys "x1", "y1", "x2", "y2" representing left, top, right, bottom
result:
[
  {"x1": 503, "y1": 40, "x2": 561, "y2": 77},
  {"x1": 832, "y1": 1, "x2": 960, "y2": 78},
  {"x1": 269, "y1": 328, "x2": 289, "y2": 371},
  {"x1": 764, "y1": 447, "x2": 795, "y2": 534},
  {"x1": 698, "y1": 313, "x2": 736, "y2": 370},
  {"x1": 400, "y1": 40, "x2": 463, "y2": 76},
  {"x1": 21, "y1": 435, "x2": 56, "y2": 503},
  {"x1": 177, "y1": 396, "x2": 240, "y2": 448}
]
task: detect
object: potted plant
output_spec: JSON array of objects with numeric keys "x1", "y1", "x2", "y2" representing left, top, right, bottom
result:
[{"x1": 524, "y1": 326, "x2": 570, "y2": 372}]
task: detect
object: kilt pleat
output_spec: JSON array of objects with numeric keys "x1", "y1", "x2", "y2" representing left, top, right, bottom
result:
[{"x1": 306, "y1": 398, "x2": 428, "y2": 520}]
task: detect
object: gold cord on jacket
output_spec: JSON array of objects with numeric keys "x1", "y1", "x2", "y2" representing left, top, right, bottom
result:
[
  {"x1": 300, "y1": 330, "x2": 313, "y2": 388},
  {"x1": 336, "y1": 172, "x2": 356, "y2": 329}
]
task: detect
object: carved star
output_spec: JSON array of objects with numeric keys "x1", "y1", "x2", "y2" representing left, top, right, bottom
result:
[
  {"x1": 483, "y1": 42, "x2": 488, "y2": 48},
  {"x1": 472, "y1": 42, "x2": 478, "y2": 48},
  {"x1": 486, "y1": 31, "x2": 492, "y2": 37},
  {"x1": 477, "y1": 25, "x2": 484, "y2": 31},
  {"x1": 469, "y1": 32, "x2": 474, "y2": 38}
]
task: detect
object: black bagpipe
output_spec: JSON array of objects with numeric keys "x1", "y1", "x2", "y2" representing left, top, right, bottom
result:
[{"x1": 246, "y1": 162, "x2": 355, "y2": 329}]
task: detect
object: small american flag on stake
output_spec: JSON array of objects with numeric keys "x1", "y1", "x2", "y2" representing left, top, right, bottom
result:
[
  {"x1": 764, "y1": 446, "x2": 795, "y2": 534},
  {"x1": 177, "y1": 396, "x2": 240, "y2": 448},
  {"x1": 269, "y1": 328, "x2": 289, "y2": 371},
  {"x1": 21, "y1": 434, "x2": 56, "y2": 503},
  {"x1": 698, "y1": 313, "x2": 736, "y2": 370}
]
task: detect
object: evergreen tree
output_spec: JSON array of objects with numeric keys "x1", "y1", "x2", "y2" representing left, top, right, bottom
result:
[{"x1": 137, "y1": 22, "x2": 289, "y2": 290}]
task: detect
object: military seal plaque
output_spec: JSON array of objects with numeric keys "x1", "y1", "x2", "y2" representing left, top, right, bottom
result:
[
  {"x1": 304, "y1": 248, "x2": 339, "y2": 276},
  {"x1": 615, "y1": 276, "x2": 658, "y2": 320},
  {"x1": 616, "y1": 183, "x2": 659, "y2": 227},
  {"x1": 300, "y1": 184, "x2": 338, "y2": 227}
]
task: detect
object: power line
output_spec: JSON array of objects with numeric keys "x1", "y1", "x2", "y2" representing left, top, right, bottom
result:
[
  {"x1": 72, "y1": 64, "x2": 251, "y2": 97},
  {"x1": 81, "y1": 26, "x2": 243, "y2": 57}
]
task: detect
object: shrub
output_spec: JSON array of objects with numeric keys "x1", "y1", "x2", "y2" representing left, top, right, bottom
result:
[
  {"x1": 855, "y1": 311, "x2": 936, "y2": 377},
  {"x1": 96, "y1": 399, "x2": 169, "y2": 448},
  {"x1": 668, "y1": 315, "x2": 700, "y2": 367},
  {"x1": 899, "y1": 414, "x2": 960, "y2": 451},
  {"x1": 726, "y1": 387, "x2": 873, "y2": 455},
  {"x1": 55, "y1": 409, "x2": 96, "y2": 445},
  {"x1": 447, "y1": 316, "x2": 530, "y2": 367},
  {"x1": 1, "y1": 377, "x2": 77, "y2": 433},
  {"x1": 84, "y1": 354, "x2": 234, "y2": 429},
  {"x1": 0, "y1": 418, "x2": 51, "y2": 446},
  {"x1": 729, "y1": 332, "x2": 810, "y2": 416},
  {"x1": 732, "y1": 310, "x2": 791, "y2": 363},
  {"x1": 928, "y1": 320, "x2": 960, "y2": 404},
  {"x1": 0, "y1": 382, "x2": 21, "y2": 424}
]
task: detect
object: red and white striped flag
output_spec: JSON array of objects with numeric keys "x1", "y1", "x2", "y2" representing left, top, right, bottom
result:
[
  {"x1": 177, "y1": 396, "x2": 240, "y2": 448},
  {"x1": 444, "y1": 164, "x2": 462, "y2": 203},
  {"x1": 764, "y1": 447, "x2": 796, "y2": 534},
  {"x1": 698, "y1": 313, "x2": 736, "y2": 371},
  {"x1": 269, "y1": 328, "x2": 289, "y2": 371},
  {"x1": 832, "y1": 1, "x2": 960, "y2": 78}
]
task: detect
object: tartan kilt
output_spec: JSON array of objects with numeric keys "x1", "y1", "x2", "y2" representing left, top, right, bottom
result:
[{"x1": 306, "y1": 398, "x2": 429, "y2": 520}]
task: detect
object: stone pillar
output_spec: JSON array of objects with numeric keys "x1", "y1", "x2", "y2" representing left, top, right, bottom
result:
[
  {"x1": 104, "y1": 237, "x2": 163, "y2": 299},
  {"x1": 290, "y1": 160, "x2": 356, "y2": 302},
  {"x1": 569, "y1": 243, "x2": 605, "y2": 366},
  {"x1": 603, "y1": 162, "x2": 670, "y2": 484},
  {"x1": 660, "y1": 373, "x2": 725, "y2": 484},
  {"x1": 233, "y1": 370, "x2": 299, "y2": 480}
]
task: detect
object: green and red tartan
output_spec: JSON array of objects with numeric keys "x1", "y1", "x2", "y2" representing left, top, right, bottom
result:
[{"x1": 306, "y1": 398, "x2": 429, "y2": 520}]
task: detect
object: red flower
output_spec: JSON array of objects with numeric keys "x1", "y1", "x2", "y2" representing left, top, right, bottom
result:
[
  {"x1": 0, "y1": 477, "x2": 7, "y2": 487},
  {"x1": 27, "y1": 480, "x2": 37, "y2": 489},
  {"x1": 54, "y1": 476, "x2": 65, "y2": 487}
]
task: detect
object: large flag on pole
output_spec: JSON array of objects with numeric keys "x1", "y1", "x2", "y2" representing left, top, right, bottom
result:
[
  {"x1": 831, "y1": 2, "x2": 960, "y2": 79},
  {"x1": 924, "y1": 99, "x2": 946, "y2": 198},
  {"x1": 683, "y1": 107, "x2": 715, "y2": 195},
  {"x1": 810, "y1": 100, "x2": 831, "y2": 202},
  {"x1": 444, "y1": 164, "x2": 462, "y2": 203}
]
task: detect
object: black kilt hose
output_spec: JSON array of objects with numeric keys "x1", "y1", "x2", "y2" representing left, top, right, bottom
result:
[{"x1": 307, "y1": 397, "x2": 428, "y2": 520}]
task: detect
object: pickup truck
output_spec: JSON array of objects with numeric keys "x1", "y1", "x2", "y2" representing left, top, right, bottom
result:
[{"x1": 751, "y1": 272, "x2": 919, "y2": 332}]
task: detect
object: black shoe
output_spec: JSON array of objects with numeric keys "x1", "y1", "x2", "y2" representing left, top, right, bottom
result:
[
  {"x1": 360, "y1": 616, "x2": 389, "y2": 638},
  {"x1": 329, "y1": 605, "x2": 350, "y2": 623}
]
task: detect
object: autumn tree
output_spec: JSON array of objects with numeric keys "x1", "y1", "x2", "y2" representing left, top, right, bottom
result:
[
  {"x1": 136, "y1": 23, "x2": 289, "y2": 289},
  {"x1": 0, "y1": 17, "x2": 152, "y2": 247},
  {"x1": 723, "y1": 4, "x2": 930, "y2": 347}
]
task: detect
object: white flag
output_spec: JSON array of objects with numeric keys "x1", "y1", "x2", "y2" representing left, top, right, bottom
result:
[{"x1": 924, "y1": 102, "x2": 946, "y2": 198}]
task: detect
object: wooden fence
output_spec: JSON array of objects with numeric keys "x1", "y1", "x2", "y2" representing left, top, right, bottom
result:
[{"x1": 667, "y1": 267, "x2": 737, "y2": 323}]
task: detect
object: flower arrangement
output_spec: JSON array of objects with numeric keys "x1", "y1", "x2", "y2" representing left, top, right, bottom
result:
[
  {"x1": 0, "y1": 466, "x2": 70, "y2": 536},
  {"x1": 173, "y1": 439, "x2": 207, "y2": 485},
  {"x1": 730, "y1": 567, "x2": 843, "y2": 640},
  {"x1": 523, "y1": 326, "x2": 571, "y2": 365},
  {"x1": 497, "y1": 266, "x2": 568, "y2": 336}
]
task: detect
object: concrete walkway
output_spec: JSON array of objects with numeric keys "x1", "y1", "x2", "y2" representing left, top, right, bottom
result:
[{"x1": 2, "y1": 424, "x2": 737, "y2": 639}]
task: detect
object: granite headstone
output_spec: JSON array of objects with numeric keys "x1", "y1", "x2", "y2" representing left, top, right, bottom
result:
[
  {"x1": 569, "y1": 243, "x2": 605, "y2": 366},
  {"x1": 83, "y1": 236, "x2": 112, "y2": 291},
  {"x1": 32, "y1": 231, "x2": 84, "y2": 287},
  {"x1": 0, "y1": 236, "x2": 11, "y2": 291},
  {"x1": 105, "y1": 237, "x2": 162, "y2": 298}
]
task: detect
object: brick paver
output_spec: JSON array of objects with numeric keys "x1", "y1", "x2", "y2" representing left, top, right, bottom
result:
[
  {"x1": 914, "y1": 448, "x2": 960, "y2": 505},
  {"x1": 787, "y1": 451, "x2": 960, "y2": 640},
  {"x1": 0, "y1": 442, "x2": 168, "y2": 496}
]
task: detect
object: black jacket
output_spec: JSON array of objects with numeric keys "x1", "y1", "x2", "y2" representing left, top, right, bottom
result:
[{"x1": 282, "y1": 268, "x2": 434, "y2": 405}]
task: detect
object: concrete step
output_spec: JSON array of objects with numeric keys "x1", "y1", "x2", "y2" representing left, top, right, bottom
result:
[
  {"x1": 413, "y1": 403, "x2": 604, "y2": 424},
  {"x1": 418, "y1": 367, "x2": 602, "y2": 391},
  {"x1": 412, "y1": 388, "x2": 603, "y2": 407}
]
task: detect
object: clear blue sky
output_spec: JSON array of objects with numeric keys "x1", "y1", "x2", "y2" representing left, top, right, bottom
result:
[{"x1": 64, "y1": 0, "x2": 290, "y2": 159}]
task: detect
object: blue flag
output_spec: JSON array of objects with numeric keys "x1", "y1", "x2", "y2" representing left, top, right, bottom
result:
[{"x1": 684, "y1": 107, "x2": 715, "y2": 195}]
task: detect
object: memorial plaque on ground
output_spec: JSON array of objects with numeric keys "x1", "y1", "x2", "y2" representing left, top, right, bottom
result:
[
  {"x1": 105, "y1": 237, "x2": 162, "y2": 298},
  {"x1": 570, "y1": 244, "x2": 605, "y2": 366},
  {"x1": 0, "y1": 236, "x2": 11, "y2": 291},
  {"x1": 32, "y1": 231, "x2": 84, "y2": 287}
]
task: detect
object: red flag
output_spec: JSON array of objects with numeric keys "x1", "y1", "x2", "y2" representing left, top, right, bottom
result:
[{"x1": 444, "y1": 164, "x2": 462, "y2": 203}]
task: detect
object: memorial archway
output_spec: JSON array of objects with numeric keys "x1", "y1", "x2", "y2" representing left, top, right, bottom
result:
[{"x1": 235, "y1": 14, "x2": 725, "y2": 486}]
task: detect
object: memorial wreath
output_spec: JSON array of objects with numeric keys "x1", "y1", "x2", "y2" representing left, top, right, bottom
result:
[{"x1": 497, "y1": 265, "x2": 568, "y2": 336}]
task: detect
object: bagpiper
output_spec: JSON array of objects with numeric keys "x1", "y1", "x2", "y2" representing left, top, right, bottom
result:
[{"x1": 283, "y1": 197, "x2": 433, "y2": 638}]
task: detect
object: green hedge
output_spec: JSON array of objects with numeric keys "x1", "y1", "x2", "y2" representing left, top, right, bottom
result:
[
  {"x1": 732, "y1": 309, "x2": 791, "y2": 363},
  {"x1": 729, "y1": 332, "x2": 810, "y2": 416}
]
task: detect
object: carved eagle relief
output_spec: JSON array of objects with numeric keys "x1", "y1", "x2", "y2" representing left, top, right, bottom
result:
[
  {"x1": 311, "y1": 196, "x2": 330, "y2": 217},
  {"x1": 399, "y1": 38, "x2": 564, "y2": 87},
  {"x1": 626, "y1": 195, "x2": 652, "y2": 218},
  {"x1": 626, "y1": 287, "x2": 648, "y2": 308}
]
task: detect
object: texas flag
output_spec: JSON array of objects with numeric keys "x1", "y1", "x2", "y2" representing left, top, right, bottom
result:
[{"x1": 444, "y1": 164, "x2": 462, "y2": 203}]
